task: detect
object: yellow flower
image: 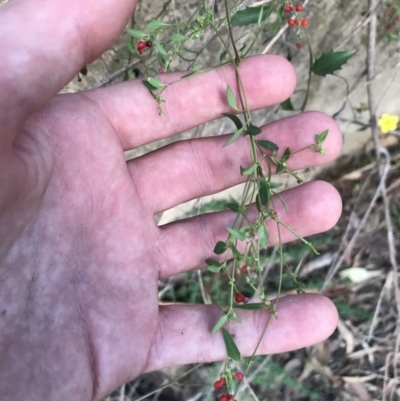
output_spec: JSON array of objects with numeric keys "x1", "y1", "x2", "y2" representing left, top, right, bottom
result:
[{"x1": 378, "y1": 114, "x2": 399, "y2": 134}]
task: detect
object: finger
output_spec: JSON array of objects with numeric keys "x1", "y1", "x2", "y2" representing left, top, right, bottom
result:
[
  {"x1": 0, "y1": 0, "x2": 137, "y2": 138},
  {"x1": 144, "y1": 294, "x2": 338, "y2": 372},
  {"x1": 85, "y1": 55, "x2": 296, "y2": 149},
  {"x1": 153, "y1": 181, "x2": 342, "y2": 279},
  {"x1": 129, "y1": 111, "x2": 341, "y2": 214}
]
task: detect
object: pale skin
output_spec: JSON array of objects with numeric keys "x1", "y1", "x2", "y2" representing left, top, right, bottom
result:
[{"x1": 0, "y1": 0, "x2": 342, "y2": 400}]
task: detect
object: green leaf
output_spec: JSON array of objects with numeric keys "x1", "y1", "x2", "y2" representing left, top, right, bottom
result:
[
  {"x1": 227, "y1": 227, "x2": 246, "y2": 241},
  {"x1": 147, "y1": 19, "x2": 168, "y2": 30},
  {"x1": 246, "y1": 123, "x2": 262, "y2": 136},
  {"x1": 222, "y1": 328, "x2": 241, "y2": 361},
  {"x1": 212, "y1": 315, "x2": 229, "y2": 335},
  {"x1": 154, "y1": 41, "x2": 168, "y2": 56},
  {"x1": 220, "y1": 50, "x2": 227, "y2": 62},
  {"x1": 171, "y1": 33, "x2": 185, "y2": 41},
  {"x1": 256, "y1": 140, "x2": 279, "y2": 152},
  {"x1": 206, "y1": 259, "x2": 223, "y2": 268},
  {"x1": 222, "y1": 113, "x2": 243, "y2": 130},
  {"x1": 207, "y1": 265, "x2": 223, "y2": 273},
  {"x1": 257, "y1": 5, "x2": 264, "y2": 27},
  {"x1": 147, "y1": 77, "x2": 164, "y2": 89},
  {"x1": 258, "y1": 224, "x2": 267, "y2": 249},
  {"x1": 255, "y1": 194, "x2": 262, "y2": 213},
  {"x1": 125, "y1": 28, "x2": 146, "y2": 39},
  {"x1": 259, "y1": 180, "x2": 269, "y2": 206},
  {"x1": 229, "y1": 243, "x2": 242, "y2": 259},
  {"x1": 234, "y1": 303, "x2": 269, "y2": 310},
  {"x1": 231, "y1": 6, "x2": 273, "y2": 26},
  {"x1": 282, "y1": 147, "x2": 291, "y2": 162},
  {"x1": 223, "y1": 127, "x2": 244, "y2": 147},
  {"x1": 214, "y1": 241, "x2": 227, "y2": 255},
  {"x1": 294, "y1": 257, "x2": 304, "y2": 276},
  {"x1": 142, "y1": 80, "x2": 155, "y2": 93},
  {"x1": 227, "y1": 202, "x2": 240, "y2": 213},
  {"x1": 240, "y1": 163, "x2": 258, "y2": 176},
  {"x1": 281, "y1": 97, "x2": 294, "y2": 111},
  {"x1": 316, "y1": 129, "x2": 329, "y2": 144},
  {"x1": 312, "y1": 50, "x2": 357, "y2": 77},
  {"x1": 126, "y1": 39, "x2": 135, "y2": 54},
  {"x1": 226, "y1": 85, "x2": 239, "y2": 111}
]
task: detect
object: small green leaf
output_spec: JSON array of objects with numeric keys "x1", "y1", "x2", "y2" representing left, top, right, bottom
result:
[
  {"x1": 258, "y1": 224, "x2": 267, "y2": 249},
  {"x1": 142, "y1": 80, "x2": 155, "y2": 93},
  {"x1": 222, "y1": 113, "x2": 243, "y2": 130},
  {"x1": 223, "y1": 127, "x2": 244, "y2": 147},
  {"x1": 154, "y1": 41, "x2": 168, "y2": 56},
  {"x1": 316, "y1": 129, "x2": 329, "y2": 144},
  {"x1": 212, "y1": 315, "x2": 229, "y2": 335},
  {"x1": 282, "y1": 147, "x2": 291, "y2": 162},
  {"x1": 220, "y1": 50, "x2": 227, "y2": 62},
  {"x1": 259, "y1": 180, "x2": 269, "y2": 206},
  {"x1": 240, "y1": 163, "x2": 258, "y2": 176},
  {"x1": 147, "y1": 77, "x2": 164, "y2": 89},
  {"x1": 232, "y1": 6, "x2": 273, "y2": 26},
  {"x1": 281, "y1": 98, "x2": 294, "y2": 111},
  {"x1": 222, "y1": 328, "x2": 241, "y2": 361},
  {"x1": 256, "y1": 140, "x2": 279, "y2": 152},
  {"x1": 255, "y1": 194, "x2": 262, "y2": 213},
  {"x1": 312, "y1": 50, "x2": 357, "y2": 77},
  {"x1": 171, "y1": 33, "x2": 185, "y2": 41},
  {"x1": 229, "y1": 243, "x2": 242, "y2": 259},
  {"x1": 207, "y1": 265, "x2": 223, "y2": 273},
  {"x1": 227, "y1": 227, "x2": 246, "y2": 241},
  {"x1": 147, "y1": 19, "x2": 168, "y2": 30},
  {"x1": 227, "y1": 202, "x2": 240, "y2": 213},
  {"x1": 206, "y1": 259, "x2": 223, "y2": 267},
  {"x1": 125, "y1": 28, "x2": 146, "y2": 39},
  {"x1": 226, "y1": 85, "x2": 239, "y2": 111},
  {"x1": 246, "y1": 123, "x2": 262, "y2": 136},
  {"x1": 126, "y1": 39, "x2": 135, "y2": 54},
  {"x1": 294, "y1": 257, "x2": 304, "y2": 276},
  {"x1": 214, "y1": 241, "x2": 227, "y2": 255},
  {"x1": 257, "y1": 5, "x2": 264, "y2": 27},
  {"x1": 234, "y1": 303, "x2": 269, "y2": 310}
]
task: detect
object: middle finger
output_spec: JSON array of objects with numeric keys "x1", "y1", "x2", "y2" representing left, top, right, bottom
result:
[{"x1": 128, "y1": 111, "x2": 341, "y2": 214}]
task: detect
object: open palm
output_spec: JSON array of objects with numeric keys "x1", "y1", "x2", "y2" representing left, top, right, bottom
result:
[{"x1": 0, "y1": 1, "x2": 342, "y2": 400}]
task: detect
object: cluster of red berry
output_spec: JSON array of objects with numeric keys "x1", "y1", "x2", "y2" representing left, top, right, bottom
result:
[
  {"x1": 213, "y1": 372, "x2": 244, "y2": 401},
  {"x1": 136, "y1": 40, "x2": 153, "y2": 54},
  {"x1": 284, "y1": 3, "x2": 309, "y2": 27},
  {"x1": 284, "y1": 4, "x2": 303, "y2": 12}
]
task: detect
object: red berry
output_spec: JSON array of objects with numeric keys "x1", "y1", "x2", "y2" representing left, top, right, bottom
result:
[
  {"x1": 235, "y1": 293, "x2": 245, "y2": 303},
  {"x1": 146, "y1": 40, "x2": 153, "y2": 48},
  {"x1": 284, "y1": 5, "x2": 291, "y2": 12},
  {"x1": 219, "y1": 395, "x2": 232, "y2": 401},
  {"x1": 214, "y1": 379, "x2": 224, "y2": 389},
  {"x1": 296, "y1": 42, "x2": 302, "y2": 49},
  {"x1": 288, "y1": 19, "x2": 296, "y2": 26},
  {"x1": 301, "y1": 19, "x2": 309, "y2": 26},
  {"x1": 234, "y1": 372, "x2": 244, "y2": 380},
  {"x1": 295, "y1": 5, "x2": 303, "y2": 12},
  {"x1": 241, "y1": 265, "x2": 248, "y2": 275},
  {"x1": 137, "y1": 41, "x2": 146, "y2": 51}
]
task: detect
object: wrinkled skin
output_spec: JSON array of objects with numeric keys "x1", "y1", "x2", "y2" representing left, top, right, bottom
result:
[{"x1": 0, "y1": 1, "x2": 342, "y2": 400}]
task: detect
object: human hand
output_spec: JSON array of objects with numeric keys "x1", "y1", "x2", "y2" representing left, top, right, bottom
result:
[{"x1": 0, "y1": 1, "x2": 342, "y2": 400}]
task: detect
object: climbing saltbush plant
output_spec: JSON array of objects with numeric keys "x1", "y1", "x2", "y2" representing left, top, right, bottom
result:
[{"x1": 125, "y1": 1, "x2": 355, "y2": 399}]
